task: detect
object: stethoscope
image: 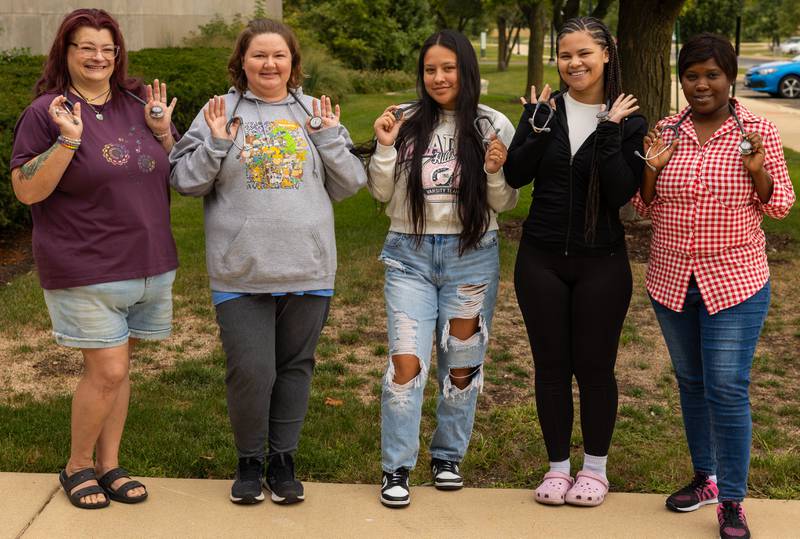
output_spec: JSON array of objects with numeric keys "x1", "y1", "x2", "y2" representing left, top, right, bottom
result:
[
  {"x1": 224, "y1": 88, "x2": 323, "y2": 151},
  {"x1": 59, "y1": 88, "x2": 165, "y2": 121},
  {"x1": 529, "y1": 100, "x2": 555, "y2": 133},
  {"x1": 474, "y1": 115, "x2": 499, "y2": 147},
  {"x1": 635, "y1": 102, "x2": 754, "y2": 170},
  {"x1": 528, "y1": 94, "x2": 613, "y2": 133}
]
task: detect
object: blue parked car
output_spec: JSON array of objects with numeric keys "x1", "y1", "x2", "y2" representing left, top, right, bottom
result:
[{"x1": 744, "y1": 55, "x2": 800, "y2": 98}]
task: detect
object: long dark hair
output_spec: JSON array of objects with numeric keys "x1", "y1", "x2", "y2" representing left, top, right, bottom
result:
[
  {"x1": 34, "y1": 8, "x2": 139, "y2": 98},
  {"x1": 557, "y1": 17, "x2": 623, "y2": 243},
  {"x1": 394, "y1": 30, "x2": 489, "y2": 254}
]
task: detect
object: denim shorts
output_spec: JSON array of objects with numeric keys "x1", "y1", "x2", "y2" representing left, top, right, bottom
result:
[{"x1": 42, "y1": 270, "x2": 176, "y2": 349}]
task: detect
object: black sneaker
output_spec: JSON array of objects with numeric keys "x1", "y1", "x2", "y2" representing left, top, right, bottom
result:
[
  {"x1": 380, "y1": 468, "x2": 410, "y2": 508},
  {"x1": 230, "y1": 457, "x2": 265, "y2": 504},
  {"x1": 665, "y1": 472, "x2": 719, "y2": 512},
  {"x1": 264, "y1": 453, "x2": 304, "y2": 504},
  {"x1": 717, "y1": 501, "x2": 751, "y2": 539},
  {"x1": 431, "y1": 458, "x2": 463, "y2": 490}
]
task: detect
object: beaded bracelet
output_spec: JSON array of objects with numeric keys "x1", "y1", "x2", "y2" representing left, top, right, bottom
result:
[
  {"x1": 153, "y1": 131, "x2": 171, "y2": 140},
  {"x1": 57, "y1": 135, "x2": 81, "y2": 151}
]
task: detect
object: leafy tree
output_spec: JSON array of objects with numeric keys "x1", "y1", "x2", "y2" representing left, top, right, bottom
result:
[
  {"x1": 552, "y1": 0, "x2": 612, "y2": 30},
  {"x1": 430, "y1": 0, "x2": 484, "y2": 32},
  {"x1": 519, "y1": 0, "x2": 549, "y2": 95},
  {"x1": 742, "y1": 0, "x2": 800, "y2": 46},
  {"x1": 490, "y1": 0, "x2": 525, "y2": 71},
  {"x1": 679, "y1": 0, "x2": 743, "y2": 42},
  {"x1": 286, "y1": 0, "x2": 435, "y2": 70}
]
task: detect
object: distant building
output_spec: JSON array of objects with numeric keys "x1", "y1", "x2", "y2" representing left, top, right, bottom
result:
[{"x1": 0, "y1": 1, "x2": 283, "y2": 54}]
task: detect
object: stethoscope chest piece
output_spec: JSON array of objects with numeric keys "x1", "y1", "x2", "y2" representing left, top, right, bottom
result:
[
  {"x1": 738, "y1": 139, "x2": 754, "y2": 155},
  {"x1": 149, "y1": 105, "x2": 165, "y2": 119}
]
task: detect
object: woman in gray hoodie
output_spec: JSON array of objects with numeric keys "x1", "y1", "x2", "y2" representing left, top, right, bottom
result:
[{"x1": 169, "y1": 18, "x2": 366, "y2": 506}]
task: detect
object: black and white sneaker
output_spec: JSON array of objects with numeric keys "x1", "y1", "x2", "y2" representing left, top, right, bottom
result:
[
  {"x1": 230, "y1": 457, "x2": 265, "y2": 504},
  {"x1": 264, "y1": 453, "x2": 304, "y2": 504},
  {"x1": 380, "y1": 468, "x2": 410, "y2": 508},
  {"x1": 431, "y1": 458, "x2": 463, "y2": 490}
]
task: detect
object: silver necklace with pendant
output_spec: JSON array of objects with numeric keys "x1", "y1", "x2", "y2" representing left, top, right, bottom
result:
[{"x1": 72, "y1": 86, "x2": 111, "y2": 121}]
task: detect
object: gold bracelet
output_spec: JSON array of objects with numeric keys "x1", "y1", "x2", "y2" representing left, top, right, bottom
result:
[{"x1": 153, "y1": 131, "x2": 171, "y2": 140}]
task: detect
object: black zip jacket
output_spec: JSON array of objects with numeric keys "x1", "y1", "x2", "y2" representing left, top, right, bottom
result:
[{"x1": 504, "y1": 93, "x2": 647, "y2": 256}]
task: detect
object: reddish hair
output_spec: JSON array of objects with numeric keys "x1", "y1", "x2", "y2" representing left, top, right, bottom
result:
[{"x1": 34, "y1": 8, "x2": 140, "y2": 97}]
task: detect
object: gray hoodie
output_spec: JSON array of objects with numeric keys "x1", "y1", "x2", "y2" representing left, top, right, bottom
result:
[{"x1": 169, "y1": 88, "x2": 367, "y2": 293}]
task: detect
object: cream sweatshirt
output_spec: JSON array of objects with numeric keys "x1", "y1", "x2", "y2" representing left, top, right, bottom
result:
[{"x1": 368, "y1": 105, "x2": 518, "y2": 234}]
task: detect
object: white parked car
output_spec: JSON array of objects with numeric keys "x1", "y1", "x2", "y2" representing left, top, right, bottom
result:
[{"x1": 779, "y1": 37, "x2": 800, "y2": 54}]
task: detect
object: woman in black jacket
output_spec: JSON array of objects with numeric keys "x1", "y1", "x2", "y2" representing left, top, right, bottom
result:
[{"x1": 504, "y1": 16, "x2": 646, "y2": 507}]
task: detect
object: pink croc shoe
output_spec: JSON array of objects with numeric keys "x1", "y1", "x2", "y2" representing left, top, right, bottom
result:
[
  {"x1": 564, "y1": 470, "x2": 609, "y2": 507},
  {"x1": 534, "y1": 471, "x2": 574, "y2": 505}
]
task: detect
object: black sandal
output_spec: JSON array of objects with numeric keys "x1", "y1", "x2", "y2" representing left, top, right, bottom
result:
[
  {"x1": 98, "y1": 467, "x2": 148, "y2": 504},
  {"x1": 59, "y1": 468, "x2": 110, "y2": 509}
]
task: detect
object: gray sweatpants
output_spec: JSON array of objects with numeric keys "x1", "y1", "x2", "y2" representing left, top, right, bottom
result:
[{"x1": 215, "y1": 294, "x2": 330, "y2": 459}]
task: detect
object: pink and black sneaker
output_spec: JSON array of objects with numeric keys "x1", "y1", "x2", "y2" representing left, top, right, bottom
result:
[
  {"x1": 717, "y1": 501, "x2": 751, "y2": 539},
  {"x1": 665, "y1": 472, "x2": 719, "y2": 512}
]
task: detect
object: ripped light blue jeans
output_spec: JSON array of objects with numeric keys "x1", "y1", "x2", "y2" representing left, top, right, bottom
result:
[{"x1": 380, "y1": 231, "x2": 500, "y2": 472}]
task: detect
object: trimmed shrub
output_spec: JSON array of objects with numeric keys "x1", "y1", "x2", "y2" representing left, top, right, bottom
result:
[
  {"x1": 301, "y1": 46, "x2": 353, "y2": 103},
  {"x1": 0, "y1": 55, "x2": 46, "y2": 229},
  {"x1": 348, "y1": 69, "x2": 415, "y2": 94}
]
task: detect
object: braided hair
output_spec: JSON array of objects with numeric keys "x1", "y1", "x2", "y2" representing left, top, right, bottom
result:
[{"x1": 557, "y1": 17, "x2": 623, "y2": 243}]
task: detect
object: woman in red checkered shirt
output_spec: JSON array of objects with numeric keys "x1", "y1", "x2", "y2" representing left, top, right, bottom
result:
[{"x1": 633, "y1": 33, "x2": 795, "y2": 539}]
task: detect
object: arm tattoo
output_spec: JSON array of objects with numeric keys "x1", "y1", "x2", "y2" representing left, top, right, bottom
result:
[{"x1": 19, "y1": 143, "x2": 58, "y2": 180}]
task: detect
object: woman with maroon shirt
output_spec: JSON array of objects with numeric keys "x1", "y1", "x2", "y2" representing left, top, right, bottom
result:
[
  {"x1": 10, "y1": 9, "x2": 179, "y2": 509},
  {"x1": 633, "y1": 34, "x2": 794, "y2": 539}
]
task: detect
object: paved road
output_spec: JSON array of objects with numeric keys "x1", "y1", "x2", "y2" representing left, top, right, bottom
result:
[{"x1": 735, "y1": 83, "x2": 800, "y2": 110}]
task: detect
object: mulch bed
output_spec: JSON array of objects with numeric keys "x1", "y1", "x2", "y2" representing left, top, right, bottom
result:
[{"x1": 0, "y1": 227, "x2": 33, "y2": 284}]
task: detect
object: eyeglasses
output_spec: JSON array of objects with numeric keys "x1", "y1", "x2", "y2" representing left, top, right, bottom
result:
[{"x1": 70, "y1": 43, "x2": 120, "y2": 59}]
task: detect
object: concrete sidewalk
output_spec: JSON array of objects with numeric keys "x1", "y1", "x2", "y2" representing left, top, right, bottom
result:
[{"x1": 2, "y1": 473, "x2": 798, "y2": 538}]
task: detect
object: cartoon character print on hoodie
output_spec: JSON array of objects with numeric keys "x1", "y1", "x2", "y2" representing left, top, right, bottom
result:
[
  {"x1": 237, "y1": 119, "x2": 309, "y2": 190},
  {"x1": 421, "y1": 131, "x2": 458, "y2": 203}
]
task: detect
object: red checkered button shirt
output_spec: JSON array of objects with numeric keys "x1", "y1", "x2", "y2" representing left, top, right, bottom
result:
[{"x1": 631, "y1": 100, "x2": 795, "y2": 314}]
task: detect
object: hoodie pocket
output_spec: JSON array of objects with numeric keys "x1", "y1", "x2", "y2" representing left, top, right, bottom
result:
[{"x1": 221, "y1": 218, "x2": 327, "y2": 283}]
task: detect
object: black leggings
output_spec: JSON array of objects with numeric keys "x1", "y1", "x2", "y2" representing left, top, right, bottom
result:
[{"x1": 514, "y1": 241, "x2": 632, "y2": 461}]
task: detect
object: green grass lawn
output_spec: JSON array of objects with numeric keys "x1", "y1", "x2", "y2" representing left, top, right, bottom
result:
[{"x1": 1, "y1": 67, "x2": 799, "y2": 498}]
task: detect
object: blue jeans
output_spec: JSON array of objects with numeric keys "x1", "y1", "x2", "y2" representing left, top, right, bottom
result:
[
  {"x1": 650, "y1": 279, "x2": 770, "y2": 502},
  {"x1": 380, "y1": 231, "x2": 500, "y2": 472}
]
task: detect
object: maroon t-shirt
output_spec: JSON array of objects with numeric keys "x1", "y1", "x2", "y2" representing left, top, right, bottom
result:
[{"x1": 10, "y1": 90, "x2": 179, "y2": 289}]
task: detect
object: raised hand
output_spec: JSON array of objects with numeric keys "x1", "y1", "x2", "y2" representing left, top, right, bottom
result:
[
  {"x1": 308, "y1": 95, "x2": 340, "y2": 132},
  {"x1": 520, "y1": 83, "x2": 556, "y2": 110},
  {"x1": 601, "y1": 93, "x2": 639, "y2": 124},
  {"x1": 740, "y1": 132, "x2": 766, "y2": 174},
  {"x1": 484, "y1": 134, "x2": 507, "y2": 174},
  {"x1": 203, "y1": 96, "x2": 238, "y2": 141},
  {"x1": 48, "y1": 95, "x2": 82, "y2": 139},
  {"x1": 643, "y1": 127, "x2": 678, "y2": 172},
  {"x1": 373, "y1": 105, "x2": 404, "y2": 146},
  {"x1": 144, "y1": 79, "x2": 177, "y2": 136}
]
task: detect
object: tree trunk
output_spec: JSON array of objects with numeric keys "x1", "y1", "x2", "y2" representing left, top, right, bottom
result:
[
  {"x1": 617, "y1": 0, "x2": 685, "y2": 222},
  {"x1": 617, "y1": 0, "x2": 686, "y2": 128},
  {"x1": 498, "y1": 16, "x2": 509, "y2": 71},
  {"x1": 524, "y1": 2, "x2": 547, "y2": 95}
]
